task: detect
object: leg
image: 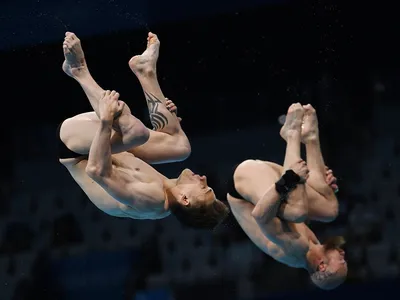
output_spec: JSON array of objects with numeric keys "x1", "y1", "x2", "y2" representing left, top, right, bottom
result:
[
  {"x1": 129, "y1": 33, "x2": 181, "y2": 135},
  {"x1": 127, "y1": 33, "x2": 191, "y2": 163},
  {"x1": 277, "y1": 103, "x2": 308, "y2": 223},
  {"x1": 301, "y1": 104, "x2": 338, "y2": 222},
  {"x1": 59, "y1": 111, "x2": 148, "y2": 157},
  {"x1": 62, "y1": 32, "x2": 144, "y2": 147}
]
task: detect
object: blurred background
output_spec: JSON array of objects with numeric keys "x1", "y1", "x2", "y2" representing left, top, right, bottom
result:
[{"x1": 0, "y1": 0, "x2": 399, "y2": 299}]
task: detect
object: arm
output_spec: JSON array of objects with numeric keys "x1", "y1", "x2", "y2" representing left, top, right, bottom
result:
[
  {"x1": 85, "y1": 121, "x2": 136, "y2": 205},
  {"x1": 85, "y1": 92, "x2": 138, "y2": 206},
  {"x1": 250, "y1": 184, "x2": 296, "y2": 246},
  {"x1": 227, "y1": 195, "x2": 284, "y2": 256},
  {"x1": 234, "y1": 161, "x2": 301, "y2": 247},
  {"x1": 86, "y1": 121, "x2": 113, "y2": 177}
]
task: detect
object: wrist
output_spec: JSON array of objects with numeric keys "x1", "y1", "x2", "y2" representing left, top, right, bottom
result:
[
  {"x1": 275, "y1": 170, "x2": 303, "y2": 195},
  {"x1": 100, "y1": 119, "x2": 113, "y2": 127}
]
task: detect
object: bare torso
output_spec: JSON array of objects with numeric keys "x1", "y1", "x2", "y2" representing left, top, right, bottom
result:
[
  {"x1": 227, "y1": 159, "x2": 320, "y2": 268},
  {"x1": 63, "y1": 152, "x2": 171, "y2": 220}
]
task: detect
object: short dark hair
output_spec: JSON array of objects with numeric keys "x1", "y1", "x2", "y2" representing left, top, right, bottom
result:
[{"x1": 169, "y1": 198, "x2": 230, "y2": 230}]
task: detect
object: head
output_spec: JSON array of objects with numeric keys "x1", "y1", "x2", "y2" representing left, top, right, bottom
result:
[
  {"x1": 307, "y1": 236, "x2": 348, "y2": 290},
  {"x1": 166, "y1": 169, "x2": 230, "y2": 229}
]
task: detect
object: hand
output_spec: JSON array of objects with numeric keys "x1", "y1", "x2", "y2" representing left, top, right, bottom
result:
[
  {"x1": 165, "y1": 98, "x2": 182, "y2": 122},
  {"x1": 99, "y1": 90, "x2": 125, "y2": 123},
  {"x1": 325, "y1": 166, "x2": 339, "y2": 193},
  {"x1": 288, "y1": 160, "x2": 310, "y2": 180}
]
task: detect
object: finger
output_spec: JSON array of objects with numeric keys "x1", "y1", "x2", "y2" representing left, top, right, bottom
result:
[
  {"x1": 178, "y1": 117, "x2": 182, "y2": 122},
  {"x1": 166, "y1": 100, "x2": 172, "y2": 104},
  {"x1": 118, "y1": 101, "x2": 126, "y2": 111},
  {"x1": 331, "y1": 183, "x2": 339, "y2": 193},
  {"x1": 329, "y1": 177, "x2": 337, "y2": 185},
  {"x1": 110, "y1": 90, "x2": 116, "y2": 97},
  {"x1": 67, "y1": 32, "x2": 76, "y2": 40},
  {"x1": 105, "y1": 90, "x2": 111, "y2": 96},
  {"x1": 63, "y1": 40, "x2": 71, "y2": 48},
  {"x1": 63, "y1": 44, "x2": 70, "y2": 54}
]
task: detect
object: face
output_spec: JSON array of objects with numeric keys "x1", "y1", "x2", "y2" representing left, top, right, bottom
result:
[
  {"x1": 323, "y1": 248, "x2": 347, "y2": 274},
  {"x1": 175, "y1": 169, "x2": 216, "y2": 206}
]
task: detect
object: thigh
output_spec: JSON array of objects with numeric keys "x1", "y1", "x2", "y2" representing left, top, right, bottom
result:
[
  {"x1": 305, "y1": 184, "x2": 337, "y2": 222},
  {"x1": 61, "y1": 158, "x2": 127, "y2": 217},
  {"x1": 59, "y1": 112, "x2": 125, "y2": 156}
]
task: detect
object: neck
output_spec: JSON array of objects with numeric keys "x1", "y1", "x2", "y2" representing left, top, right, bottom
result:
[
  {"x1": 304, "y1": 242, "x2": 323, "y2": 271},
  {"x1": 163, "y1": 178, "x2": 179, "y2": 210}
]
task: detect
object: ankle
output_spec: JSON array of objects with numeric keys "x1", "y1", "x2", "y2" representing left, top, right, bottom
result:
[
  {"x1": 75, "y1": 70, "x2": 94, "y2": 83},
  {"x1": 286, "y1": 130, "x2": 301, "y2": 141},
  {"x1": 304, "y1": 135, "x2": 320, "y2": 145},
  {"x1": 136, "y1": 67, "x2": 157, "y2": 79}
]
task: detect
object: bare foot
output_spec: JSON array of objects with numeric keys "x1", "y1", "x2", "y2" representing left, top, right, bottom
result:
[
  {"x1": 62, "y1": 32, "x2": 88, "y2": 78},
  {"x1": 301, "y1": 104, "x2": 319, "y2": 143},
  {"x1": 280, "y1": 103, "x2": 304, "y2": 140},
  {"x1": 128, "y1": 32, "x2": 160, "y2": 75}
]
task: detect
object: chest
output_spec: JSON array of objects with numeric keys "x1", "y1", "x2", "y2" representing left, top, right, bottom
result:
[
  {"x1": 266, "y1": 223, "x2": 311, "y2": 268},
  {"x1": 111, "y1": 153, "x2": 165, "y2": 183}
]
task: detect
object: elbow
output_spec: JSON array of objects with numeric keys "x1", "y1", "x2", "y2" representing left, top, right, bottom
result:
[
  {"x1": 251, "y1": 206, "x2": 269, "y2": 223},
  {"x1": 85, "y1": 165, "x2": 106, "y2": 180}
]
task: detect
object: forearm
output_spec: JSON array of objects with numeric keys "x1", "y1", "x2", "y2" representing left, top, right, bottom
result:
[
  {"x1": 87, "y1": 121, "x2": 113, "y2": 177},
  {"x1": 251, "y1": 184, "x2": 281, "y2": 223}
]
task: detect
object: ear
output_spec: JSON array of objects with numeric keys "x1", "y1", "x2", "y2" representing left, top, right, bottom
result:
[
  {"x1": 318, "y1": 261, "x2": 327, "y2": 272},
  {"x1": 179, "y1": 194, "x2": 190, "y2": 206}
]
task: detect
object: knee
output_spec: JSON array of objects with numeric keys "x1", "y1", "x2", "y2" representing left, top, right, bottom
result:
[
  {"x1": 125, "y1": 123, "x2": 150, "y2": 147},
  {"x1": 175, "y1": 144, "x2": 191, "y2": 162},
  {"x1": 321, "y1": 205, "x2": 339, "y2": 223}
]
